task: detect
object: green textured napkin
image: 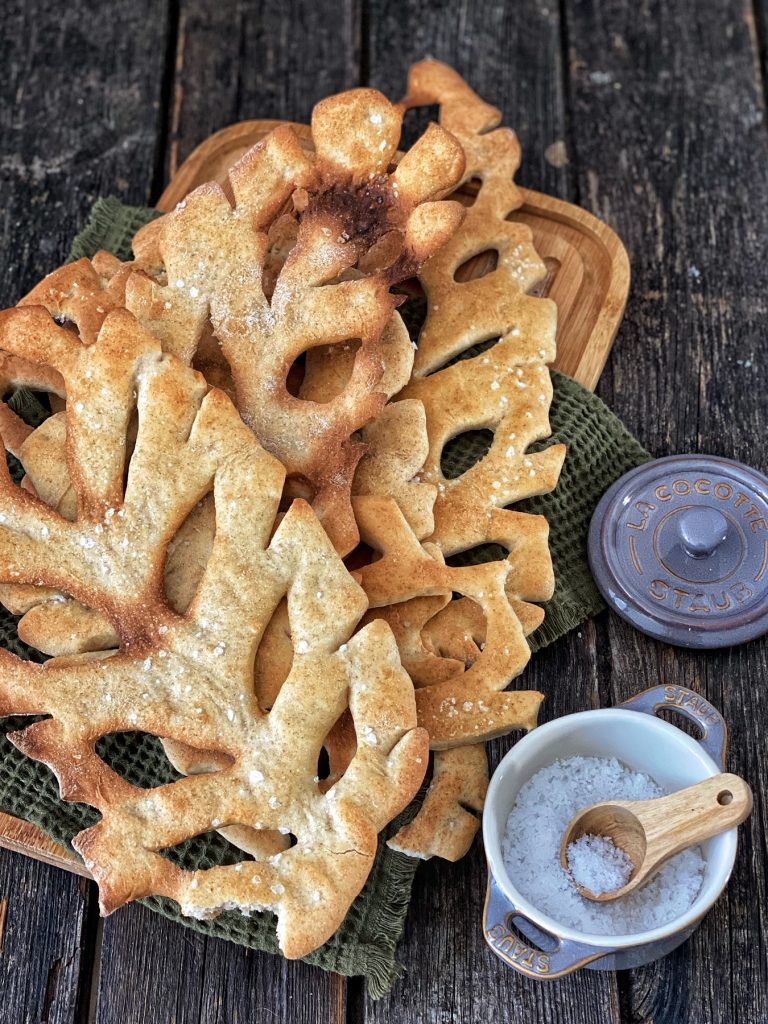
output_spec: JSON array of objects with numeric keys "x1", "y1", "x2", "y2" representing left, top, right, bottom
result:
[{"x1": 0, "y1": 197, "x2": 649, "y2": 996}]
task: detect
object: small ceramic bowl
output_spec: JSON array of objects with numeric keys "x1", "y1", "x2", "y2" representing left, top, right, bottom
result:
[{"x1": 482, "y1": 684, "x2": 739, "y2": 979}]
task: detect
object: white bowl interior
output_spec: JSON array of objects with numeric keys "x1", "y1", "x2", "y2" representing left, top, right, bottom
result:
[{"x1": 483, "y1": 707, "x2": 738, "y2": 948}]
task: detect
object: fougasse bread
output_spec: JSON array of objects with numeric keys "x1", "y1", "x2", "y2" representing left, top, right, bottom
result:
[
  {"x1": 0, "y1": 64, "x2": 563, "y2": 875},
  {"x1": 0, "y1": 303, "x2": 429, "y2": 959}
]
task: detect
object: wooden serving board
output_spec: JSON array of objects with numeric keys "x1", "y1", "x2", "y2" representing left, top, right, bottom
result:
[
  {"x1": 157, "y1": 119, "x2": 631, "y2": 390},
  {"x1": 0, "y1": 120, "x2": 630, "y2": 878}
]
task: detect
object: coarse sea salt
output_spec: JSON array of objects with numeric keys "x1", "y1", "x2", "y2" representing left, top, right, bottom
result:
[
  {"x1": 567, "y1": 834, "x2": 633, "y2": 895},
  {"x1": 501, "y1": 756, "x2": 706, "y2": 935}
]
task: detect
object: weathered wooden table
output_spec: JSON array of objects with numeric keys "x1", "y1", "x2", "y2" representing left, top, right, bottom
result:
[{"x1": 2, "y1": 1, "x2": 767, "y2": 1021}]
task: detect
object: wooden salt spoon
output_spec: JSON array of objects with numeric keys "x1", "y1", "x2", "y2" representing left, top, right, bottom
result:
[{"x1": 559, "y1": 773, "x2": 753, "y2": 902}]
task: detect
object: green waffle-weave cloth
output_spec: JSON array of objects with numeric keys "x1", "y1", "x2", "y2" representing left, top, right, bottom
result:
[{"x1": 0, "y1": 197, "x2": 650, "y2": 996}]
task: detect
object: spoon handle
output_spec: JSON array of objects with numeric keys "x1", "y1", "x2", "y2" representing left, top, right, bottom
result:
[{"x1": 633, "y1": 773, "x2": 752, "y2": 883}]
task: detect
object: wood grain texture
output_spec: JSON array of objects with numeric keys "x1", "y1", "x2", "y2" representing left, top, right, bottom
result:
[
  {"x1": 0, "y1": 812, "x2": 89, "y2": 880},
  {"x1": 91, "y1": 902, "x2": 344, "y2": 1024},
  {"x1": 0, "y1": 850, "x2": 97, "y2": 1024},
  {"x1": 564, "y1": 0, "x2": 768, "y2": 1022},
  {"x1": 0, "y1": 3, "x2": 171, "y2": 1022},
  {"x1": 166, "y1": 0, "x2": 361, "y2": 181},
  {"x1": 0, "y1": 0, "x2": 171, "y2": 306}
]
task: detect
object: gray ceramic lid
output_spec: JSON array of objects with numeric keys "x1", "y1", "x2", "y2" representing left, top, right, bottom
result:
[{"x1": 588, "y1": 455, "x2": 768, "y2": 648}]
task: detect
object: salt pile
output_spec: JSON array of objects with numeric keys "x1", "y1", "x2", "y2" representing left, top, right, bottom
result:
[
  {"x1": 501, "y1": 756, "x2": 706, "y2": 935},
  {"x1": 567, "y1": 834, "x2": 633, "y2": 895}
]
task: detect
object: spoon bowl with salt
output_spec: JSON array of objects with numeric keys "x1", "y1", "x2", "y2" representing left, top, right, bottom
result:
[{"x1": 560, "y1": 773, "x2": 753, "y2": 902}]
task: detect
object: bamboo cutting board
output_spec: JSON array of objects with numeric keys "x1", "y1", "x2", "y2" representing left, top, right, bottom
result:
[{"x1": 0, "y1": 120, "x2": 630, "y2": 878}]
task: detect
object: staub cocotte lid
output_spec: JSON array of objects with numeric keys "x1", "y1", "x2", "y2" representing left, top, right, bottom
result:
[{"x1": 588, "y1": 455, "x2": 768, "y2": 648}]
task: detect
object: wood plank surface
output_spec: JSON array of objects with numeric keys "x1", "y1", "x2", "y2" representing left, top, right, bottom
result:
[
  {"x1": 0, "y1": 3, "x2": 172, "y2": 1023},
  {"x1": 0, "y1": 812, "x2": 89, "y2": 880},
  {"x1": 0, "y1": 0, "x2": 172, "y2": 299},
  {"x1": 564, "y1": 1, "x2": 768, "y2": 1022},
  {"x1": 2, "y1": 1, "x2": 768, "y2": 1022},
  {"x1": 165, "y1": 0, "x2": 361, "y2": 181},
  {"x1": 0, "y1": 850, "x2": 97, "y2": 1024},
  {"x1": 91, "y1": 902, "x2": 344, "y2": 1024}
]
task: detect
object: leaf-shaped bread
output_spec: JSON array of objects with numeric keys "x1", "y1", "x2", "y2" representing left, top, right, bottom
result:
[
  {"x1": 4, "y1": 89, "x2": 464, "y2": 557},
  {"x1": 398, "y1": 59, "x2": 565, "y2": 590},
  {"x1": 367, "y1": 60, "x2": 568, "y2": 862},
  {"x1": 355, "y1": 496, "x2": 543, "y2": 749},
  {"x1": 125, "y1": 89, "x2": 464, "y2": 554},
  {"x1": 0, "y1": 65, "x2": 559, "y2": 871},
  {"x1": 0, "y1": 304, "x2": 428, "y2": 958}
]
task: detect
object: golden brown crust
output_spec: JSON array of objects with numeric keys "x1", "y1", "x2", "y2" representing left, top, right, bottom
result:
[
  {"x1": 397, "y1": 60, "x2": 565, "y2": 618},
  {"x1": 0, "y1": 65, "x2": 562, "y2": 875},
  {"x1": 0, "y1": 402, "x2": 33, "y2": 456},
  {"x1": 353, "y1": 400, "x2": 437, "y2": 542},
  {"x1": 0, "y1": 305, "x2": 428, "y2": 958},
  {"x1": 359, "y1": 594, "x2": 461, "y2": 688},
  {"x1": 300, "y1": 312, "x2": 438, "y2": 541},
  {"x1": 426, "y1": 594, "x2": 544, "y2": 656},
  {"x1": 388, "y1": 745, "x2": 488, "y2": 861},
  {"x1": 355, "y1": 496, "x2": 543, "y2": 749},
  {"x1": 19, "y1": 254, "x2": 134, "y2": 346},
  {"x1": 351, "y1": 62, "x2": 565, "y2": 858},
  {"x1": 124, "y1": 94, "x2": 465, "y2": 555}
]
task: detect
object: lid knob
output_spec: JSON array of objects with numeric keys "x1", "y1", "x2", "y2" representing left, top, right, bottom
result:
[
  {"x1": 678, "y1": 507, "x2": 729, "y2": 559},
  {"x1": 588, "y1": 455, "x2": 768, "y2": 648}
]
